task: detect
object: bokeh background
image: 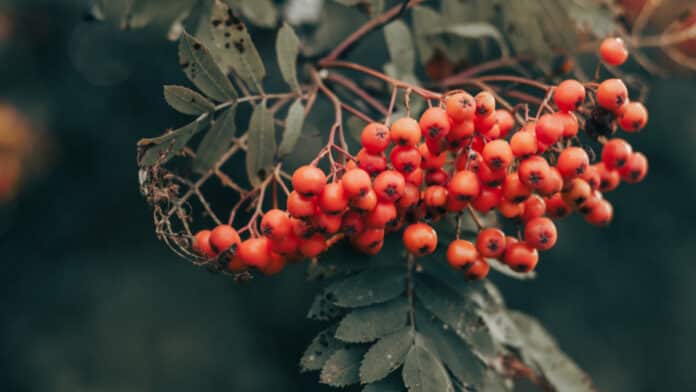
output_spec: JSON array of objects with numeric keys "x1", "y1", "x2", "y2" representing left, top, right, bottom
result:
[{"x1": 1, "y1": 1, "x2": 695, "y2": 391}]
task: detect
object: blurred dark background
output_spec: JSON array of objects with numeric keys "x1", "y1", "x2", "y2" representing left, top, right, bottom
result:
[{"x1": 1, "y1": 1, "x2": 695, "y2": 391}]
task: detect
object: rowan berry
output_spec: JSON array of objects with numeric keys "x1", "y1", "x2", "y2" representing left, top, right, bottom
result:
[
  {"x1": 479, "y1": 123, "x2": 500, "y2": 140},
  {"x1": 474, "y1": 91, "x2": 495, "y2": 117},
  {"x1": 390, "y1": 117, "x2": 422, "y2": 146},
  {"x1": 601, "y1": 138, "x2": 633, "y2": 170},
  {"x1": 193, "y1": 230, "x2": 216, "y2": 258},
  {"x1": 405, "y1": 167, "x2": 424, "y2": 185},
  {"x1": 351, "y1": 189, "x2": 378, "y2": 212},
  {"x1": 318, "y1": 182, "x2": 348, "y2": 215},
  {"x1": 518, "y1": 156, "x2": 551, "y2": 189},
  {"x1": 554, "y1": 79, "x2": 586, "y2": 112},
  {"x1": 463, "y1": 258, "x2": 490, "y2": 280},
  {"x1": 562, "y1": 178, "x2": 593, "y2": 208},
  {"x1": 447, "y1": 121, "x2": 475, "y2": 148},
  {"x1": 510, "y1": 129, "x2": 538, "y2": 158},
  {"x1": 474, "y1": 112, "x2": 498, "y2": 134},
  {"x1": 423, "y1": 185, "x2": 448, "y2": 209},
  {"x1": 580, "y1": 164, "x2": 601, "y2": 190},
  {"x1": 446, "y1": 239, "x2": 478, "y2": 269},
  {"x1": 557, "y1": 111, "x2": 579, "y2": 138},
  {"x1": 238, "y1": 237, "x2": 272, "y2": 268},
  {"x1": 595, "y1": 162, "x2": 621, "y2": 192},
  {"x1": 502, "y1": 172, "x2": 531, "y2": 203},
  {"x1": 498, "y1": 199, "x2": 525, "y2": 219},
  {"x1": 365, "y1": 201, "x2": 398, "y2": 228},
  {"x1": 557, "y1": 147, "x2": 590, "y2": 179},
  {"x1": 584, "y1": 199, "x2": 614, "y2": 226},
  {"x1": 271, "y1": 233, "x2": 301, "y2": 255},
  {"x1": 503, "y1": 242, "x2": 539, "y2": 272},
  {"x1": 398, "y1": 183, "x2": 420, "y2": 210},
  {"x1": 314, "y1": 211, "x2": 342, "y2": 234},
  {"x1": 419, "y1": 107, "x2": 450, "y2": 139},
  {"x1": 210, "y1": 224, "x2": 242, "y2": 254},
  {"x1": 482, "y1": 139, "x2": 513, "y2": 170},
  {"x1": 291, "y1": 217, "x2": 314, "y2": 238},
  {"x1": 577, "y1": 190, "x2": 603, "y2": 215},
  {"x1": 470, "y1": 135, "x2": 485, "y2": 152},
  {"x1": 227, "y1": 255, "x2": 247, "y2": 272},
  {"x1": 597, "y1": 78, "x2": 628, "y2": 112},
  {"x1": 535, "y1": 114, "x2": 564, "y2": 145},
  {"x1": 292, "y1": 165, "x2": 326, "y2": 198},
  {"x1": 261, "y1": 252, "x2": 287, "y2": 276},
  {"x1": 446, "y1": 91, "x2": 476, "y2": 122},
  {"x1": 545, "y1": 193, "x2": 571, "y2": 219},
  {"x1": 352, "y1": 228, "x2": 385, "y2": 253},
  {"x1": 287, "y1": 191, "x2": 316, "y2": 218},
  {"x1": 425, "y1": 136, "x2": 448, "y2": 156},
  {"x1": 476, "y1": 228, "x2": 506, "y2": 258},
  {"x1": 619, "y1": 152, "x2": 648, "y2": 183},
  {"x1": 341, "y1": 168, "x2": 372, "y2": 198},
  {"x1": 373, "y1": 170, "x2": 406, "y2": 202},
  {"x1": 403, "y1": 222, "x2": 438, "y2": 256},
  {"x1": 341, "y1": 211, "x2": 365, "y2": 235},
  {"x1": 446, "y1": 192, "x2": 469, "y2": 212},
  {"x1": 390, "y1": 146, "x2": 422, "y2": 173},
  {"x1": 522, "y1": 194, "x2": 546, "y2": 222},
  {"x1": 600, "y1": 37, "x2": 629, "y2": 66},
  {"x1": 425, "y1": 168, "x2": 449, "y2": 186},
  {"x1": 472, "y1": 186, "x2": 502, "y2": 213},
  {"x1": 524, "y1": 217, "x2": 558, "y2": 251},
  {"x1": 261, "y1": 209, "x2": 291, "y2": 240},
  {"x1": 356, "y1": 148, "x2": 387, "y2": 175},
  {"x1": 618, "y1": 102, "x2": 648, "y2": 132},
  {"x1": 539, "y1": 166, "x2": 563, "y2": 198},
  {"x1": 300, "y1": 234, "x2": 327, "y2": 258},
  {"x1": 448, "y1": 170, "x2": 481, "y2": 202},
  {"x1": 419, "y1": 143, "x2": 446, "y2": 170},
  {"x1": 360, "y1": 122, "x2": 391, "y2": 153},
  {"x1": 477, "y1": 161, "x2": 506, "y2": 188}
]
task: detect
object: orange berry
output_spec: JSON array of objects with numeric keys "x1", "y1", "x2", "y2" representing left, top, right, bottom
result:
[
  {"x1": 476, "y1": 161, "x2": 506, "y2": 188},
  {"x1": 584, "y1": 199, "x2": 614, "y2": 226},
  {"x1": 618, "y1": 152, "x2": 648, "y2": 183},
  {"x1": 445, "y1": 91, "x2": 476, "y2": 122},
  {"x1": 260, "y1": 252, "x2": 287, "y2": 276},
  {"x1": 476, "y1": 228, "x2": 506, "y2": 258},
  {"x1": 292, "y1": 165, "x2": 326, "y2": 197},
  {"x1": 557, "y1": 147, "x2": 590, "y2": 179},
  {"x1": 545, "y1": 193, "x2": 572, "y2": 219},
  {"x1": 524, "y1": 217, "x2": 557, "y2": 251},
  {"x1": 390, "y1": 146, "x2": 422, "y2": 173},
  {"x1": 261, "y1": 209, "x2": 291, "y2": 240},
  {"x1": 522, "y1": 194, "x2": 546, "y2": 222},
  {"x1": 557, "y1": 111, "x2": 579, "y2": 138},
  {"x1": 365, "y1": 201, "x2": 398, "y2": 228},
  {"x1": 425, "y1": 168, "x2": 448, "y2": 186},
  {"x1": 535, "y1": 114, "x2": 564, "y2": 145},
  {"x1": 287, "y1": 191, "x2": 316, "y2": 218},
  {"x1": 498, "y1": 198, "x2": 525, "y2": 219},
  {"x1": 341, "y1": 168, "x2": 372, "y2": 198},
  {"x1": 271, "y1": 234, "x2": 301, "y2": 255},
  {"x1": 580, "y1": 163, "x2": 601, "y2": 190},
  {"x1": 463, "y1": 258, "x2": 490, "y2": 280},
  {"x1": 405, "y1": 167, "x2": 424, "y2": 185},
  {"x1": 448, "y1": 170, "x2": 481, "y2": 202},
  {"x1": 595, "y1": 162, "x2": 621, "y2": 192},
  {"x1": 360, "y1": 122, "x2": 391, "y2": 153},
  {"x1": 300, "y1": 234, "x2": 327, "y2": 258},
  {"x1": 314, "y1": 211, "x2": 343, "y2": 234},
  {"x1": 419, "y1": 144, "x2": 446, "y2": 170},
  {"x1": 554, "y1": 79, "x2": 586, "y2": 112},
  {"x1": 192, "y1": 230, "x2": 216, "y2": 258},
  {"x1": 447, "y1": 121, "x2": 475, "y2": 148},
  {"x1": 446, "y1": 239, "x2": 479, "y2": 269},
  {"x1": 352, "y1": 228, "x2": 385, "y2": 253},
  {"x1": 482, "y1": 139, "x2": 513, "y2": 170},
  {"x1": 403, "y1": 222, "x2": 438, "y2": 256},
  {"x1": 510, "y1": 129, "x2": 538, "y2": 158},
  {"x1": 562, "y1": 178, "x2": 593, "y2": 208},
  {"x1": 600, "y1": 37, "x2": 629, "y2": 66},
  {"x1": 537, "y1": 167, "x2": 563, "y2": 197},
  {"x1": 601, "y1": 138, "x2": 633, "y2": 170},
  {"x1": 518, "y1": 156, "x2": 551, "y2": 189},
  {"x1": 419, "y1": 107, "x2": 451, "y2": 139},
  {"x1": 351, "y1": 189, "x2": 378, "y2": 212},
  {"x1": 502, "y1": 172, "x2": 531, "y2": 203},
  {"x1": 446, "y1": 192, "x2": 469, "y2": 212},
  {"x1": 390, "y1": 117, "x2": 422, "y2": 146},
  {"x1": 398, "y1": 183, "x2": 421, "y2": 210},
  {"x1": 356, "y1": 148, "x2": 387, "y2": 175},
  {"x1": 597, "y1": 78, "x2": 628, "y2": 112},
  {"x1": 373, "y1": 170, "x2": 406, "y2": 202},
  {"x1": 474, "y1": 112, "x2": 498, "y2": 134},
  {"x1": 495, "y1": 109, "x2": 515, "y2": 138},
  {"x1": 209, "y1": 225, "x2": 241, "y2": 254},
  {"x1": 238, "y1": 237, "x2": 272, "y2": 268},
  {"x1": 618, "y1": 102, "x2": 648, "y2": 132},
  {"x1": 341, "y1": 211, "x2": 365, "y2": 235},
  {"x1": 472, "y1": 186, "x2": 502, "y2": 212},
  {"x1": 318, "y1": 182, "x2": 348, "y2": 214},
  {"x1": 474, "y1": 91, "x2": 495, "y2": 117},
  {"x1": 291, "y1": 217, "x2": 314, "y2": 239},
  {"x1": 503, "y1": 242, "x2": 539, "y2": 272},
  {"x1": 423, "y1": 185, "x2": 448, "y2": 209}
]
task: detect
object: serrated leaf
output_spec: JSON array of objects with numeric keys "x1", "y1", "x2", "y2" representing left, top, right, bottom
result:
[
  {"x1": 276, "y1": 23, "x2": 301, "y2": 92},
  {"x1": 478, "y1": 307, "x2": 525, "y2": 349},
  {"x1": 164, "y1": 85, "x2": 215, "y2": 115},
  {"x1": 402, "y1": 336, "x2": 453, "y2": 392},
  {"x1": 486, "y1": 258, "x2": 536, "y2": 280},
  {"x1": 360, "y1": 327, "x2": 414, "y2": 384},
  {"x1": 362, "y1": 373, "x2": 405, "y2": 392},
  {"x1": 327, "y1": 268, "x2": 406, "y2": 308},
  {"x1": 415, "y1": 308, "x2": 485, "y2": 388},
  {"x1": 210, "y1": 0, "x2": 266, "y2": 92},
  {"x1": 178, "y1": 31, "x2": 238, "y2": 102},
  {"x1": 301, "y1": 326, "x2": 346, "y2": 372},
  {"x1": 384, "y1": 20, "x2": 415, "y2": 77},
  {"x1": 336, "y1": 298, "x2": 409, "y2": 343},
  {"x1": 277, "y1": 99, "x2": 304, "y2": 159},
  {"x1": 320, "y1": 347, "x2": 366, "y2": 387},
  {"x1": 245, "y1": 102, "x2": 276, "y2": 186},
  {"x1": 307, "y1": 289, "x2": 344, "y2": 321},
  {"x1": 437, "y1": 23, "x2": 510, "y2": 58},
  {"x1": 236, "y1": 0, "x2": 278, "y2": 28},
  {"x1": 138, "y1": 118, "x2": 209, "y2": 166},
  {"x1": 414, "y1": 275, "x2": 480, "y2": 339},
  {"x1": 194, "y1": 106, "x2": 237, "y2": 173}
]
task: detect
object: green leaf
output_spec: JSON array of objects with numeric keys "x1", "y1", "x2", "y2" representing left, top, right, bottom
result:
[
  {"x1": 480, "y1": 370, "x2": 512, "y2": 392},
  {"x1": 138, "y1": 118, "x2": 208, "y2": 166},
  {"x1": 320, "y1": 347, "x2": 366, "y2": 387},
  {"x1": 178, "y1": 31, "x2": 238, "y2": 102},
  {"x1": 301, "y1": 326, "x2": 346, "y2": 372},
  {"x1": 327, "y1": 268, "x2": 406, "y2": 308},
  {"x1": 193, "y1": 106, "x2": 237, "y2": 173},
  {"x1": 164, "y1": 85, "x2": 215, "y2": 115},
  {"x1": 437, "y1": 23, "x2": 510, "y2": 58},
  {"x1": 245, "y1": 102, "x2": 276, "y2": 186},
  {"x1": 415, "y1": 308, "x2": 485, "y2": 388},
  {"x1": 307, "y1": 289, "x2": 344, "y2": 321},
  {"x1": 276, "y1": 23, "x2": 301, "y2": 92},
  {"x1": 411, "y1": 6, "x2": 444, "y2": 65},
  {"x1": 563, "y1": 0, "x2": 618, "y2": 38},
  {"x1": 402, "y1": 336, "x2": 453, "y2": 392},
  {"x1": 236, "y1": 0, "x2": 278, "y2": 28},
  {"x1": 362, "y1": 373, "x2": 404, "y2": 392},
  {"x1": 277, "y1": 99, "x2": 304, "y2": 159},
  {"x1": 360, "y1": 327, "x2": 414, "y2": 384},
  {"x1": 210, "y1": 0, "x2": 266, "y2": 92},
  {"x1": 414, "y1": 275, "x2": 480, "y2": 340},
  {"x1": 383, "y1": 20, "x2": 415, "y2": 77},
  {"x1": 336, "y1": 298, "x2": 409, "y2": 343},
  {"x1": 502, "y1": 1, "x2": 554, "y2": 73},
  {"x1": 478, "y1": 306, "x2": 525, "y2": 349}
]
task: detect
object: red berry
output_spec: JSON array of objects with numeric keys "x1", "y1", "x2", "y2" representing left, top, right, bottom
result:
[
  {"x1": 398, "y1": 183, "x2": 421, "y2": 210},
  {"x1": 498, "y1": 199, "x2": 525, "y2": 219},
  {"x1": 314, "y1": 211, "x2": 342, "y2": 234},
  {"x1": 351, "y1": 189, "x2": 378, "y2": 213},
  {"x1": 600, "y1": 37, "x2": 629, "y2": 66},
  {"x1": 238, "y1": 237, "x2": 272, "y2": 268},
  {"x1": 524, "y1": 217, "x2": 557, "y2": 251},
  {"x1": 447, "y1": 121, "x2": 475, "y2": 148},
  {"x1": 595, "y1": 162, "x2": 621, "y2": 192},
  {"x1": 472, "y1": 186, "x2": 502, "y2": 213},
  {"x1": 557, "y1": 147, "x2": 590, "y2": 179},
  {"x1": 476, "y1": 228, "x2": 506, "y2": 258},
  {"x1": 463, "y1": 258, "x2": 490, "y2": 280},
  {"x1": 405, "y1": 167, "x2": 424, "y2": 185},
  {"x1": 545, "y1": 193, "x2": 571, "y2": 219},
  {"x1": 352, "y1": 228, "x2": 385, "y2": 254},
  {"x1": 584, "y1": 199, "x2": 613, "y2": 226},
  {"x1": 419, "y1": 144, "x2": 446, "y2": 170},
  {"x1": 360, "y1": 122, "x2": 391, "y2": 153},
  {"x1": 390, "y1": 117, "x2": 422, "y2": 146},
  {"x1": 580, "y1": 164, "x2": 601, "y2": 190},
  {"x1": 318, "y1": 182, "x2": 348, "y2": 214},
  {"x1": 482, "y1": 139, "x2": 513, "y2": 170},
  {"x1": 518, "y1": 156, "x2": 551, "y2": 189},
  {"x1": 557, "y1": 111, "x2": 579, "y2": 138},
  {"x1": 373, "y1": 170, "x2": 406, "y2": 202},
  {"x1": 446, "y1": 239, "x2": 478, "y2": 269},
  {"x1": 423, "y1": 185, "x2": 448, "y2": 209},
  {"x1": 365, "y1": 201, "x2": 398, "y2": 228},
  {"x1": 503, "y1": 242, "x2": 539, "y2": 272},
  {"x1": 535, "y1": 114, "x2": 564, "y2": 145},
  {"x1": 554, "y1": 79, "x2": 586, "y2": 112},
  {"x1": 210, "y1": 225, "x2": 241, "y2": 254},
  {"x1": 477, "y1": 161, "x2": 506, "y2": 188},
  {"x1": 597, "y1": 78, "x2": 628, "y2": 112},
  {"x1": 341, "y1": 168, "x2": 372, "y2": 198},
  {"x1": 390, "y1": 146, "x2": 422, "y2": 173},
  {"x1": 419, "y1": 107, "x2": 450, "y2": 139},
  {"x1": 292, "y1": 165, "x2": 326, "y2": 197},
  {"x1": 522, "y1": 194, "x2": 546, "y2": 222},
  {"x1": 287, "y1": 191, "x2": 316, "y2": 218},
  {"x1": 601, "y1": 138, "x2": 633, "y2": 170},
  {"x1": 341, "y1": 211, "x2": 365, "y2": 235},
  {"x1": 496, "y1": 109, "x2": 515, "y2": 138},
  {"x1": 356, "y1": 148, "x2": 387, "y2": 175},
  {"x1": 300, "y1": 234, "x2": 327, "y2": 258},
  {"x1": 502, "y1": 172, "x2": 531, "y2": 203},
  {"x1": 618, "y1": 102, "x2": 648, "y2": 132},
  {"x1": 510, "y1": 128, "x2": 538, "y2": 158},
  {"x1": 474, "y1": 91, "x2": 495, "y2": 117},
  {"x1": 193, "y1": 230, "x2": 216, "y2": 258},
  {"x1": 261, "y1": 252, "x2": 287, "y2": 276},
  {"x1": 261, "y1": 209, "x2": 291, "y2": 240},
  {"x1": 562, "y1": 178, "x2": 593, "y2": 208},
  {"x1": 403, "y1": 223, "x2": 438, "y2": 256},
  {"x1": 448, "y1": 170, "x2": 481, "y2": 202},
  {"x1": 446, "y1": 91, "x2": 476, "y2": 122},
  {"x1": 618, "y1": 152, "x2": 648, "y2": 183}
]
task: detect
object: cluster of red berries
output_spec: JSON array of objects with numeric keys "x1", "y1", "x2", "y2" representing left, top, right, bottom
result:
[{"x1": 190, "y1": 39, "x2": 648, "y2": 280}]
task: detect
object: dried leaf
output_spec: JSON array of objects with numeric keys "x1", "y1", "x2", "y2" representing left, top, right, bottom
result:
[
  {"x1": 163, "y1": 85, "x2": 215, "y2": 115},
  {"x1": 245, "y1": 102, "x2": 276, "y2": 185},
  {"x1": 138, "y1": 117, "x2": 208, "y2": 166},
  {"x1": 178, "y1": 31, "x2": 238, "y2": 102}
]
